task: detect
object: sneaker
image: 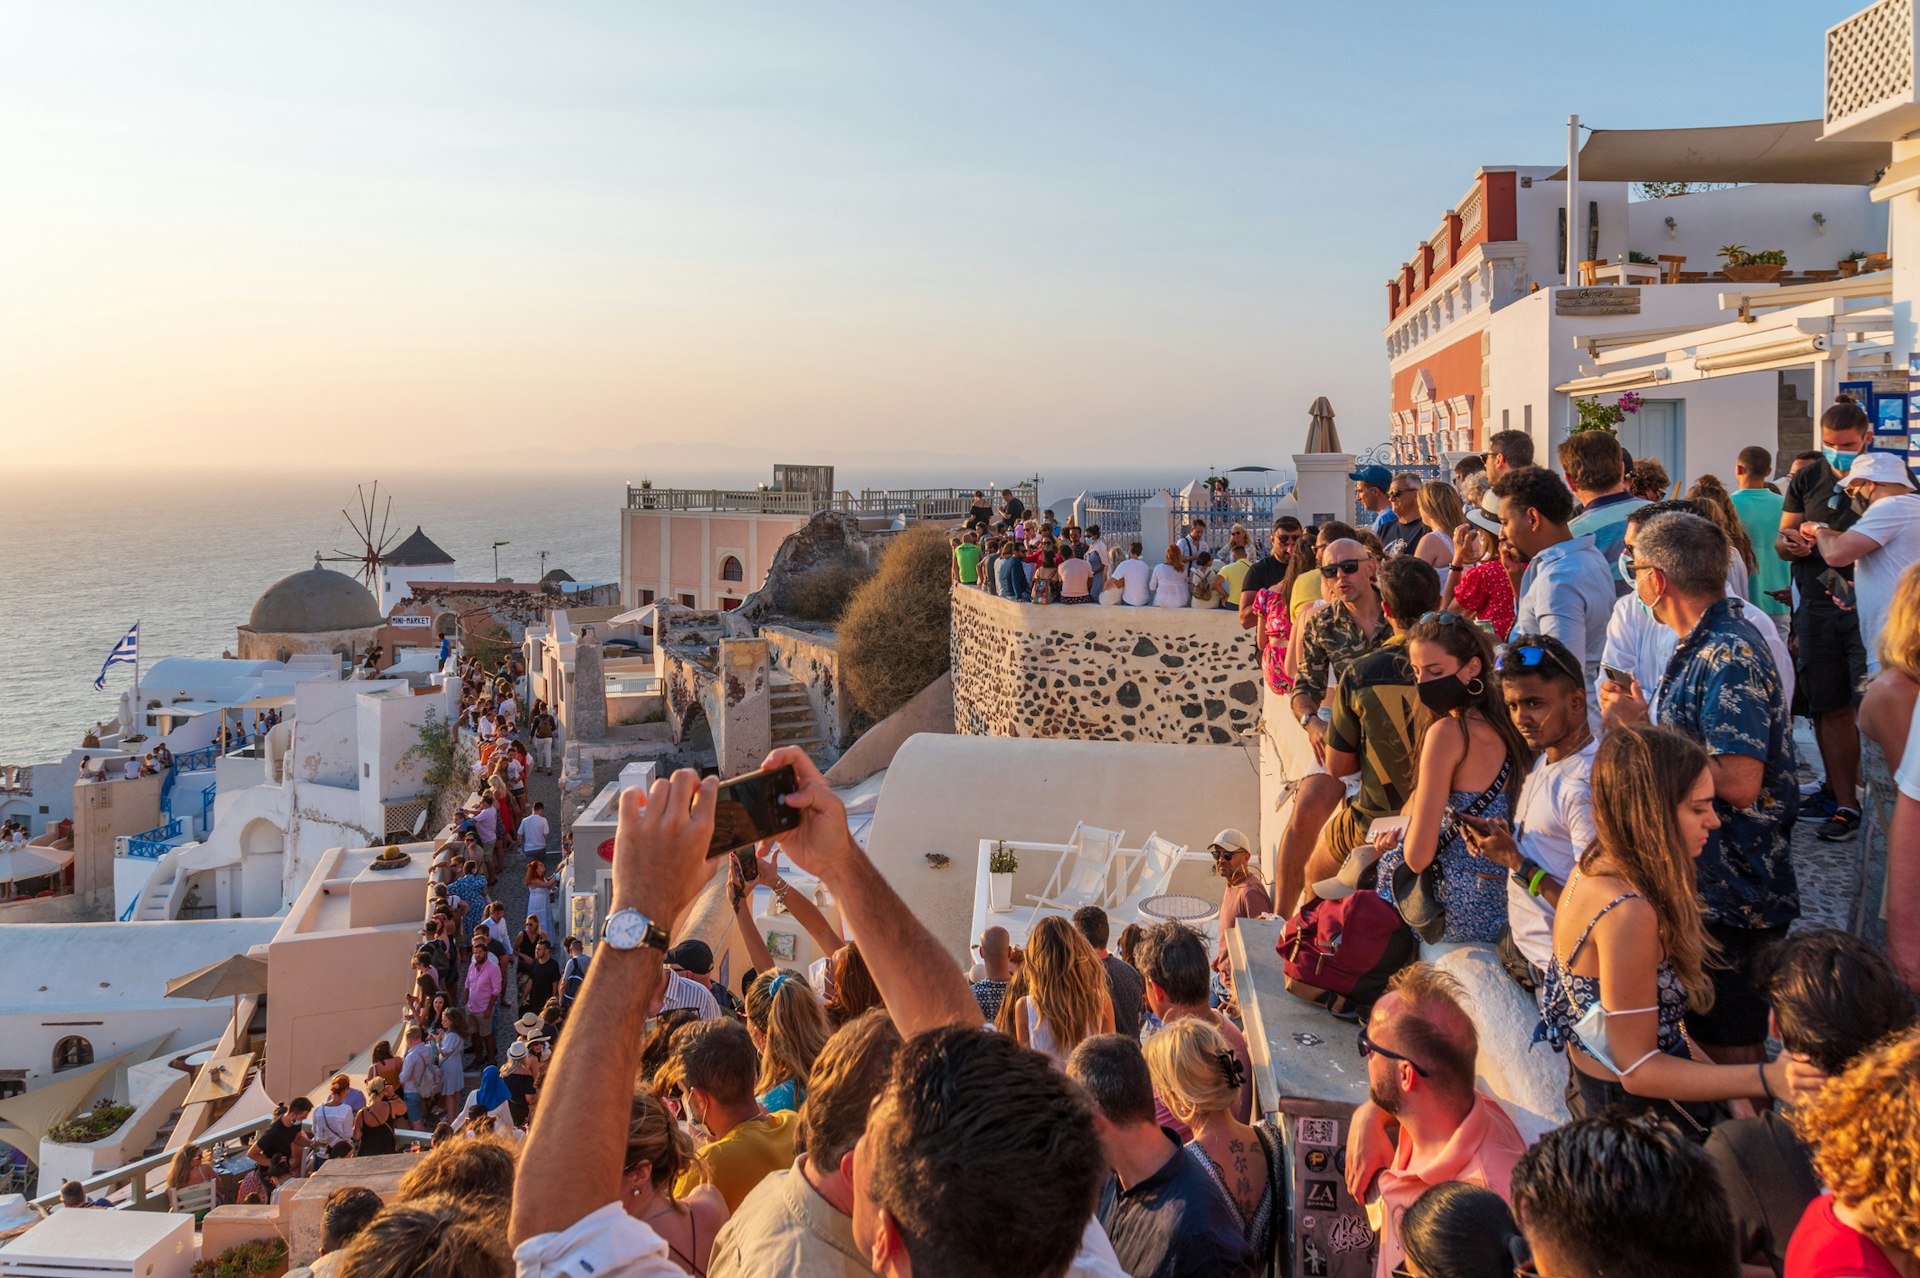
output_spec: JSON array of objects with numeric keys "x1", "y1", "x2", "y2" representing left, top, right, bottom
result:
[{"x1": 1816, "y1": 808, "x2": 1861, "y2": 842}]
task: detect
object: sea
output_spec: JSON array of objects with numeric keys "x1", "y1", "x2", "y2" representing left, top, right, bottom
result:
[{"x1": 0, "y1": 464, "x2": 1284, "y2": 765}]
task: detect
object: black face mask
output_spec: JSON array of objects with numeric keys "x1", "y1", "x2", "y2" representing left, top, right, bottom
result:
[{"x1": 1417, "y1": 673, "x2": 1475, "y2": 715}]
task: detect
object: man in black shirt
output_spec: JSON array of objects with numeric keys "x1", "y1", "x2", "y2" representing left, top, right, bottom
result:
[
  {"x1": 1072, "y1": 906, "x2": 1146, "y2": 1040},
  {"x1": 1235, "y1": 517, "x2": 1304, "y2": 630},
  {"x1": 1375, "y1": 473, "x2": 1430, "y2": 558},
  {"x1": 520, "y1": 938, "x2": 562, "y2": 1013},
  {"x1": 1070, "y1": 1035, "x2": 1254, "y2": 1278},
  {"x1": 997, "y1": 488, "x2": 1026, "y2": 532},
  {"x1": 247, "y1": 1097, "x2": 311, "y2": 1169},
  {"x1": 1778, "y1": 398, "x2": 1874, "y2": 841}
]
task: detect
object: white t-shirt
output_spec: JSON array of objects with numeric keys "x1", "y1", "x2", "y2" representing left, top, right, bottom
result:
[
  {"x1": 1849, "y1": 493, "x2": 1920, "y2": 673},
  {"x1": 1602, "y1": 592, "x2": 1795, "y2": 717},
  {"x1": 1110, "y1": 559, "x2": 1153, "y2": 607},
  {"x1": 520, "y1": 812, "x2": 550, "y2": 852},
  {"x1": 1149, "y1": 563, "x2": 1191, "y2": 608},
  {"x1": 1506, "y1": 739, "x2": 1598, "y2": 972},
  {"x1": 514, "y1": 1200, "x2": 682, "y2": 1278}
]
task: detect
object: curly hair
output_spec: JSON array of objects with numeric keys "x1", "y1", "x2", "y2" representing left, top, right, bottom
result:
[
  {"x1": 1023, "y1": 915, "x2": 1108, "y2": 1055},
  {"x1": 1792, "y1": 1025, "x2": 1920, "y2": 1264}
]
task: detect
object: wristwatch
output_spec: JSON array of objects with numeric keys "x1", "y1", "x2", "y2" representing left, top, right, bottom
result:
[{"x1": 601, "y1": 908, "x2": 669, "y2": 953}]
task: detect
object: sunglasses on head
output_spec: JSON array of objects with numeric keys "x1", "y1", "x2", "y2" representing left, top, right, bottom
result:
[
  {"x1": 1319, "y1": 558, "x2": 1365, "y2": 577},
  {"x1": 1495, "y1": 638, "x2": 1583, "y2": 683},
  {"x1": 1417, "y1": 610, "x2": 1467, "y2": 627}
]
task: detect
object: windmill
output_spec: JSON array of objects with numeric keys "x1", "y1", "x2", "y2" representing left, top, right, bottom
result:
[{"x1": 321, "y1": 482, "x2": 402, "y2": 592}]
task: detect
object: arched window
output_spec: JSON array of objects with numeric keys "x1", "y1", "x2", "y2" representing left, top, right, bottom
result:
[
  {"x1": 53, "y1": 1037, "x2": 93, "y2": 1073},
  {"x1": 719, "y1": 556, "x2": 744, "y2": 583}
]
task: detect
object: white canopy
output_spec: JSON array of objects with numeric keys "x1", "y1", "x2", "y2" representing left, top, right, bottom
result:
[
  {"x1": 607, "y1": 603, "x2": 658, "y2": 628},
  {"x1": 0, "y1": 846, "x2": 69, "y2": 885},
  {"x1": 1550, "y1": 119, "x2": 1889, "y2": 186}
]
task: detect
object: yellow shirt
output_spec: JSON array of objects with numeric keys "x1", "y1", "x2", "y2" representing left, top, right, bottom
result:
[
  {"x1": 677, "y1": 1110, "x2": 798, "y2": 1212},
  {"x1": 1289, "y1": 567, "x2": 1322, "y2": 625},
  {"x1": 1218, "y1": 558, "x2": 1252, "y2": 605}
]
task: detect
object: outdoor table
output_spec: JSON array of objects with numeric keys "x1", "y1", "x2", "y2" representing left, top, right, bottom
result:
[
  {"x1": 1591, "y1": 261, "x2": 1660, "y2": 285},
  {"x1": 1136, "y1": 893, "x2": 1213, "y2": 924}
]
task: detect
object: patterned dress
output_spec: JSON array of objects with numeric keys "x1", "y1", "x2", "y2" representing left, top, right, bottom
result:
[
  {"x1": 1451, "y1": 560, "x2": 1516, "y2": 639},
  {"x1": 1374, "y1": 762, "x2": 1514, "y2": 944},
  {"x1": 1252, "y1": 586, "x2": 1292, "y2": 695}
]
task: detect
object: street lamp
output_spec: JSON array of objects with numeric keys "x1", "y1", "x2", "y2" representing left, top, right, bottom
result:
[{"x1": 493, "y1": 540, "x2": 510, "y2": 581}]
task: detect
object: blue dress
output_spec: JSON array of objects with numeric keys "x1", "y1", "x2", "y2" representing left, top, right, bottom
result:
[{"x1": 1376, "y1": 779, "x2": 1513, "y2": 943}]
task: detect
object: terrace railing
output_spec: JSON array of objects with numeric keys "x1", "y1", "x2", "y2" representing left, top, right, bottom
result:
[
  {"x1": 124, "y1": 818, "x2": 184, "y2": 860},
  {"x1": 626, "y1": 483, "x2": 1037, "y2": 524}
]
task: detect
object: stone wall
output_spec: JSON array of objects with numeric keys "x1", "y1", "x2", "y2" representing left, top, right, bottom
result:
[
  {"x1": 950, "y1": 590, "x2": 1262, "y2": 745},
  {"x1": 761, "y1": 625, "x2": 854, "y2": 748}
]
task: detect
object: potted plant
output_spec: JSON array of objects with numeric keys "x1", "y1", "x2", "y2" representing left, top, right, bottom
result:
[
  {"x1": 1628, "y1": 250, "x2": 1657, "y2": 265},
  {"x1": 988, "y1": 841, "x2": 1018, "y2": 913},
  {"x1": 192, "y1": 1237, "x2": 289, "y2": 1278},
  {"x1": 1571, "y1": 391, "x2": 1643, "y2": 436},
  {"x1": 1839, "y1": 250, "x2": 1868, "y2": 276},
  {"x1": 1720, "y1": 244, "x2": 1788, "y2": 283}
]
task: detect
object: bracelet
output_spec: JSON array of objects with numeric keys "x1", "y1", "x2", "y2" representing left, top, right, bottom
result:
[
  {"x1": 1527, "y1": 868, "x2": 1549, "y2": 897},
  {"x1": 1758, "y1": 1061, "x2": 1775, "y2": 1102}
]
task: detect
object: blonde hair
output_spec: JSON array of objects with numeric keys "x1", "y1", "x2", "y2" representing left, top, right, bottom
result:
[
  {"x1": 166, "y1": 1143, "x2": 201, "y2": 1190},
  {"x1": 1141, "y1": 1017, "x2": 1239, "y2": 1123},
  {"x1": 744, "y1": 969, "x2": 832, "y2": 1096},
  {"x1": 1792, "y1": 1026, "x2": 1920, "y2": 1263},
  {"x1": 1024, "y1": 916, "x2": 1107, "y2": 1054},
  {"x1": 1879, "y1": 561, "x2": 1920, "y2": 683},
  {"x1": 1417, "y1": 481, "x2": 1466, "y2": 539}
]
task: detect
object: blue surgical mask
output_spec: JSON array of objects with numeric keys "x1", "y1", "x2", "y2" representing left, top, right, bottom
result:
[
  {"x1": 1616, "y1": 552, "x2": 1632, "y2": 586},
  {"x1": 1824, "y1": 445, "x2": 1860, "y2": 473}
]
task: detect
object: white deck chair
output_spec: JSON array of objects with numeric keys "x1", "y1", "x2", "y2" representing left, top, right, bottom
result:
[
  {"x1": 1113, "y1": 833, "x2": 1190, "y2": 921},
  {"x1": 1028, "y1": 824, "x2": 1125, "y2": 916}
]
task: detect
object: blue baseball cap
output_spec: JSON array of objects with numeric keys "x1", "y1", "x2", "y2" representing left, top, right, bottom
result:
[{"x1": 1347, "y1": 464, "x2": 1393, "y2": 491}]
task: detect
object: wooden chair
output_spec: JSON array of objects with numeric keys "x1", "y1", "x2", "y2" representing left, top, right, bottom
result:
[
  {"x1": 1577, "y1": 260, "x2": 1602, "y2": 286},
  {"x1": 1658, "y1": 254, "x2": 1686, "y2": 283},
  {"x1": 1865, "y1": 253, "x2": 1892, "y2": 271}
]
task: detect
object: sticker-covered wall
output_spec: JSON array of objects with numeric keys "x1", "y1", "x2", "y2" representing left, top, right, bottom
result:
[{"x1": 950, "y1": 590, "x2": 1261, "y2": 744}]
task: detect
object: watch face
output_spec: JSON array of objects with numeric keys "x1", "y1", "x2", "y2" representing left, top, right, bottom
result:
[{"x1": 605, "y1": 909, "x2": 647, "y2": 949}]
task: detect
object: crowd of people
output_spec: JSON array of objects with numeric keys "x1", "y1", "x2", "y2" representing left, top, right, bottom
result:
[{"x1": 179, "y1": 408, "x2": 1920, "y2": 1278}]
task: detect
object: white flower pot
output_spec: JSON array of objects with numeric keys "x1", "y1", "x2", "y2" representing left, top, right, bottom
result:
[{"x1": 989, "y1": 872, "x2": 1013, "y2": 913}]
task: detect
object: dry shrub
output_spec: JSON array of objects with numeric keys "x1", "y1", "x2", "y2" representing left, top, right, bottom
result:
[
  {"x1": 781, "y1": 558, "x2": 872, "y2": 623},
  {"x1": 839, "y1": 526, "x2": 953, "y2": 720}
]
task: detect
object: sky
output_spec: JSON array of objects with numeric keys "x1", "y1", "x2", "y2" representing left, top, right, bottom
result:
[{"x1": 0, "y1": 0, "x2": 1868, "y2": 476}]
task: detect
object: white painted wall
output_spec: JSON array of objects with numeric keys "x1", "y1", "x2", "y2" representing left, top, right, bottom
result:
[
  {"x1": 382, "y1": 563, "x2": 457, "y2": 616},
  {"x1": 1625, "y1": 182, "x2": 1885, "y2": 275}
]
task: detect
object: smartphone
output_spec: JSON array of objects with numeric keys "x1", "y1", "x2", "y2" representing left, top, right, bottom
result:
[
  {"x1": 705, "y1": 764, "x2": 801, "y2": 860},
  {"x1": 1453, "y1": 810, "x2": 1495, "y2": 832},
  {"x1": 1599, "y1": 663, "x2": 1634, "y2": 687}
]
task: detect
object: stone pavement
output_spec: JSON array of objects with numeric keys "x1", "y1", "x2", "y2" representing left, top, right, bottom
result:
[{"x1": 1787, "y1": 717, "x2": 1858, "y2": 934}]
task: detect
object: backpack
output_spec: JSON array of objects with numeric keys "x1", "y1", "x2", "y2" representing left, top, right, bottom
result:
[{"x1": 1278, "y1": 891, "x2": 1416, "y2": 1019}]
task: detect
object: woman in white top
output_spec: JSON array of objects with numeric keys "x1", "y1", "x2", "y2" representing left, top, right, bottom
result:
[
  {"x1": 310, "y1": 1075, "x2": 358, "y2": 1151},
  {"x1": 1012, "y1": 916, "x2": 1114, "y2": 1069},
  {"x1": 1417, "y1": 482, "x2": 1464, "y2": 588},
  {"x1": 1150, "y1": 544, "x2": 1192, "y2": 608}
]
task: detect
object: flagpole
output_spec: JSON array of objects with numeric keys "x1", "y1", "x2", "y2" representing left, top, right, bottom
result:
[{"x1": 132, "y1": 621, "x2": 141, "y2": 739}]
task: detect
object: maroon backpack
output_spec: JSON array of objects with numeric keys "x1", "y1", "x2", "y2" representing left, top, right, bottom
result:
[{"x1": 1278, "y1": 891, "x2": 1416, "y2": 1019}]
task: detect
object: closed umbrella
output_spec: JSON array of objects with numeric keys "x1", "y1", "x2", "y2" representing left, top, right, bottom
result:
[{"x1": 1305, "y1": 397, "x2": 1342, "y2": 453}]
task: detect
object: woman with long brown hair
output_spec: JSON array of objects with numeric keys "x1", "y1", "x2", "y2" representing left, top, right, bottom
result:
[
  {"x1": 1685, "y1": 474, "x2": 1759, "y2": 597},
  {"x1": 1415, "y1": 481, "x2": 1466, "y2": 583},
  {"x1": 1541, "y1": 724, "x2": 1825, "y2": 1127},
  {"x1": 1012, "y1": 915, "x2": 1114, "y2": 1068},
  {"x1": 1371, "y1": 610, "x2": 1531, "y2": 943}
]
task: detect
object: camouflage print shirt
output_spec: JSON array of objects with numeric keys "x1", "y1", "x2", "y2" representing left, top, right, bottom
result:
[
  {"x1": 1652, "y1": 597, "x2": 1800, "y2": 930},
  {"x1": 1293, "y1": 600, "x2": 1394, "y2": 709}
]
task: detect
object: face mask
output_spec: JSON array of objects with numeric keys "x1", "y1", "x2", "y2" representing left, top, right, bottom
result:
[
  {"x1": 1616, "y1": 551, "x2": 1632, "y2": 586},
  {"x1": 1850, "y1": 490, "x2": 1873, "y2": 515},
  {"x1": 1417, "y1": 673, "x2": 1475, "y2": 714},
  {"x1": 1570, "y1": 999, "x2": 1662, "y2": 1077},
  {"x1": 1823, "y1": 445, "x2": 1860, "y2": 473}
]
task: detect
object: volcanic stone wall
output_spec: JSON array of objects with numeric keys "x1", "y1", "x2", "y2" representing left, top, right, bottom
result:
[{"x1": 950, "y1": 590, "x2": 1261, "y2": 744}]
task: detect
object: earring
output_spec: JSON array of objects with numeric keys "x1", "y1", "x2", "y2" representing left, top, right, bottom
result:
[{"x1": 1466, "y1": 677, "x2": 1486, "y2": 696}]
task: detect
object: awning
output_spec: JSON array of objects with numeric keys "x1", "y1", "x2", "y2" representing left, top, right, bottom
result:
[
  {"x1": 0, "y1": 1034, "x2": 173, "y2": 1158},
  {"x1": 165, "y1": 953, "x2": 269, "y2": 1001},
  {"x1": 607, "y1": 603, "x2": 657, "y2": 628},
  {"x1": 1549, "y1": 120, "x2": 1890, "y2": 186},
  {"x1": 0, "y1": 846, "x2": 71, "y2": 884},
  {"x1": 230, "y1": 694, "x2": 295, "y2": 711}
]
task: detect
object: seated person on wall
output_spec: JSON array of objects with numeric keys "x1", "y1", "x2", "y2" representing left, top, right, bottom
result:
[
  {"x1": 1302, "y1": 555, "x2": 1440, "y2": 895},
  {"x1": 1276, "y1": 534, "x2": 1392, "y2": 913}
]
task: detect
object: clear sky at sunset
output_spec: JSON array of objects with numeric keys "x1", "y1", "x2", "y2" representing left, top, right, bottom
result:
[{"x1": 0, "y1": 1, "x2": 1863, "y2": 473}]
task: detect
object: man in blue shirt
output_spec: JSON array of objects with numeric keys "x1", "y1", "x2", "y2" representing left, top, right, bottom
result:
[
  {"x1": 1349, "y1": 464, "x2": 1395, "y2": 533},
  {"x1": 1069, "y1": 1035, "x2": 1255, "y2": 1278},
  {"x1": 1494, "y1": 467, "x2": 1614, "y2": 708},
  {"x1": 1600, "y1": 511, "x2": 1797, "y2": 1064},
  {"x1": 1560, "y1": 431, "x2": 1646, "y2": 596}
]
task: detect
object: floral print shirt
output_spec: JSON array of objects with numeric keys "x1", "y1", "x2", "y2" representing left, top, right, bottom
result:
[{"x1": 1651, "y1": 597, "x2": 1800, "y2": 929}]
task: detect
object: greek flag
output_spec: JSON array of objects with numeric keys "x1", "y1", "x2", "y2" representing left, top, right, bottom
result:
[{"x1": 93, "y1": 622, "x2": 139, "y2": 691}]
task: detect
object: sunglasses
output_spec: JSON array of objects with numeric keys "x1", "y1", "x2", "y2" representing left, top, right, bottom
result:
[
  {"x1": 1357, "y1": 1024, "x2": 1429, "y2": 1076},
  {"x1": 1495, "y1": 640, "x2": 1583, "y2": 683},
  {"x1": 1319, "y1": 559, "x2": 1365, "y2": 577},
  {"x1": 1417, "y1": 610, "x2": 1467, "y2": 627},
  {"x1": 1389, "y1": 487, "x2": 1420, "y2": 499}
]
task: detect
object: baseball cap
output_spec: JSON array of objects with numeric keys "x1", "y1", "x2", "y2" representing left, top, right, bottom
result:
[
  {"x1": 1465, "y1": 489, "x2": 1504, "y2": 536},
  {"x1": 664, "y1": 939, "x2": 714, "y2": 975},
  {"x1": 1347, "y1": 464, "x2": 1394, "y2": 491},
  {"x1": 1311, "y1": 841, "x2": 1385, "y2": 901},
  {"x1": 1842, "y1": 451, "x2": 1916, "y2": 490},
  {"x1": 1208, "y1": 828, "x2": 1252, "y2": 856}
]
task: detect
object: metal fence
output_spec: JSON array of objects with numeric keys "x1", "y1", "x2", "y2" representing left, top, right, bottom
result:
[
  {"x1": 1170, "y1": 492, "x2": 1296, "y2": 537},
  {"x1": 1082, "y1": 488, "x2": 1157, "y2": 539}
]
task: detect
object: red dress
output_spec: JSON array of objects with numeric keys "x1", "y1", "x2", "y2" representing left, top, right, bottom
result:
[
  {"x1": 1451, "y1": 561, "x2": 1516, "y2": 640},
  {"x1": 1785, "y1": 1196, "x2": 1902, "y2": 1278}
]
